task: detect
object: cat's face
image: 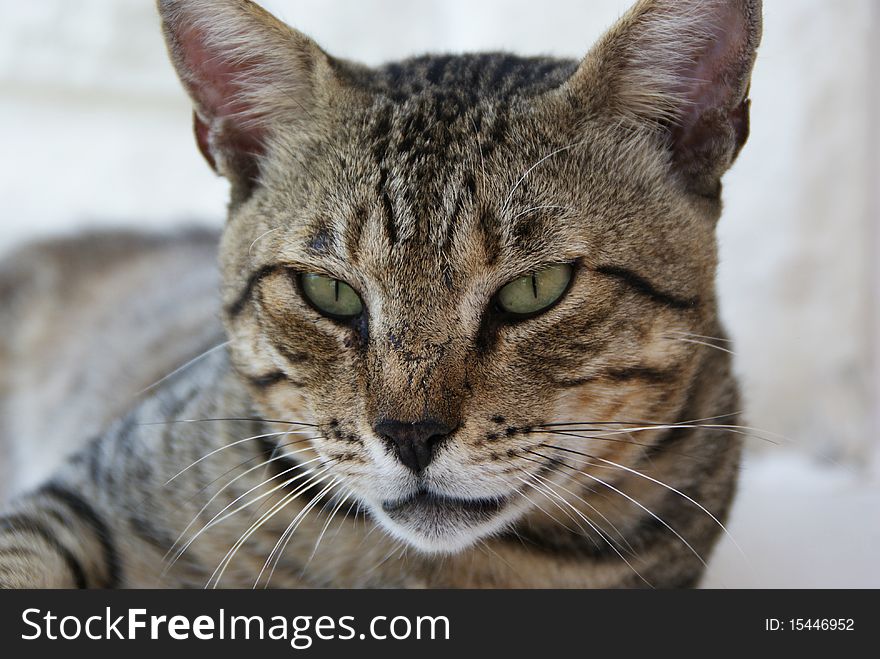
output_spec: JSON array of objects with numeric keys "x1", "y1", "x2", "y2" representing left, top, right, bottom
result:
[{"x1": 159, "y1": 0, "x2": 760, "y2": 552}]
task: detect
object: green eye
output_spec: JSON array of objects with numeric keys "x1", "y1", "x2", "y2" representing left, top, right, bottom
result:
[
  {"x1": 299, "y1": 273, "x2": 364, "y2": 319},
  {"x1": 496, "y1": 263, "x2": 573, "y2": 317}
]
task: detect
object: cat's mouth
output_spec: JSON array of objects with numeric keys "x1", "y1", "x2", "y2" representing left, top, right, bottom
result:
[
  {"x1": 375, "y1": 488, "x2": 513, "y2": 553},
  {"x1": 381, "y1": 488, "x2": 508, "y2": 519}
]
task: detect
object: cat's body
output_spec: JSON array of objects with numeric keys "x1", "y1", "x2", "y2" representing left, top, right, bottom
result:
[
  {"x1": 0, "y1": 0, "x2": 760, "y2": 588},
  {"x1": 0, "y1": 230, "x2": 222, "y2": 501}
]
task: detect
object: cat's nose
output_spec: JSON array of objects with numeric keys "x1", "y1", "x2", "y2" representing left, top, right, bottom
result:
[{"x1": 374, "y1": 418, "x2": 456, "y2": 474}]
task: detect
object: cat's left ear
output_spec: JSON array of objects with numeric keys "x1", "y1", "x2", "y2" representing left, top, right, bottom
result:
[
  {"x1": 157, "y1": 0, "x2": 340, "y2": 201},
  {"x1": 565, "y1": 0, "x2": 762, "y2": 196}
]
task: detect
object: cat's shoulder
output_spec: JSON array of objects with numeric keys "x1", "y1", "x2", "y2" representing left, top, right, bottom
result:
[{"x1": 0, "y1": 228, "x2": 224, "y2": 500}]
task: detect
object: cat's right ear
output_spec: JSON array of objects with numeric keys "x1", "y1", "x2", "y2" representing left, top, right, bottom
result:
[{"x1": 157, "y1": 0, "x2": 338, "y2": 200}]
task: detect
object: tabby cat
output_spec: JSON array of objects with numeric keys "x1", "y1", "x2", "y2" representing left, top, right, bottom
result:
[{"x1": 0, "y1": 0, "x2": 761, "y2": 588}]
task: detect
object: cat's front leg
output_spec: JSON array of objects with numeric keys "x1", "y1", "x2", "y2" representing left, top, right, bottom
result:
[
  {"x1": 0, "y1": 525, "x2": 82, "y2": 588},
  {"x1": 0, "y1": 484, "x2": 119, "y2": 589}
]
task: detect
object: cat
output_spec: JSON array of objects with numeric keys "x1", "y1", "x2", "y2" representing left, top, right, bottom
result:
[{"x1": 0, "y1": 0, "x2": 761, "y2": 588}]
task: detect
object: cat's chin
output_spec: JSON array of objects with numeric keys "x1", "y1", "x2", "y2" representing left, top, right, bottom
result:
[{"x1": 369, "y1": 489, "x2": 520, "y2": 554}]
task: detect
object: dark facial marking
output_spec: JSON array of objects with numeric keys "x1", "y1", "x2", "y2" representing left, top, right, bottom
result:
[
  {"x1": 248, "y1": 371, "x2": 291, "y2": 388},
  {"x1": 344, "y1": 203, "x2": 369, "y2": 262},
  {"x1": 555, "y1": 365, "x2": 679, "y2": 389},
  {"x1": 593, "y1": 265, "x2": 700, "y2": 310},
  {"x1": 275, "y1": 345, "x2": 310, "y2": 365},
  {"x1": 306, "y1": 225, "x2": 336, "y2": 255},
  {"x1": 225, "y1": 264, "x2": 286, "y2": 318},
  {"x1": 377, "y1": 167, "x2": 397, "y2": 245}
]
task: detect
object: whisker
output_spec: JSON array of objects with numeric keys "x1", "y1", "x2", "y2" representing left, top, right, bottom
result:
[
  {"x1": 502, "y1": 474, "x2": 585, "y2": 538},
  {"x1": 139, "y1": 417, "x2": 317, "y2": 427},
  {"x1": 474, "y1": 538, "x2": 519, "y2": 576},
  {"x1": 595, "y1": 457, "x2": 749, "y2": 568},
  {"x1": 254, "y1": 477, "x2": 342, "y2": 588},
  {"x1": 530, "y1": 470, "x2": 635, "y2": 555},
  {"x1": 361, "y1": 539, "x2": 406, "y2": 581},
  {"x1": 666, "y1": 330, "x2": 732, "y2": 344},
  {"x1": 535, "y1": 411, "x2": 743, "y2": 428},
  {"x1": 514, "y1": 474, "x2": 598, "y2": 545},
  {"x1": 500, "y1": 140, "x2": 585, "y2": 214},
  {"x1": 528, "y1": 427, "x2": 662, "y2": 449},
  {"x1": 165, "y1": 455, "x2": 324, "y2": 571},
  {"x1": 528, "y1": 428, "x2": 711, "y2": 462},
  {"x1": 165, "y1": 451, "x2": 321, "y2": 566},
  {"x1": 136, "y1": 340, "x2": 230, "y2": 397},
  {"x1": 540, "y1": 416, "x2": 857, "y2": 476},
  {"x1": 212, "y1": 469, "x2": 335, "y2": 590},
  {"x1": 305, "y1": 488, "x2": 354, "y2": 567},
  {"x1": 507, "y1": 204, "x2": 576, "y2": 222},
  {"x1": 207, "y1": 465, "x2": 332, "y2": 588},
  {"x1": 534, "y1": 423, "x2": 781, "y2": 446},
  {"x1": 518, "y1": 471, "x2": 651, "y2": 587},
  {"x1": 541, "y1": 444, "x2": 749, "y2": 562},
  {"x1": 470, "y1": 115, "x2": 487, "y2": 183},
  {"x1": 183, "y1": 437, "x2": 315, "y2": 503},
  {"x1": 326, "y1": 497, "x2": 361, "y2": 547},
  {"x1": 258, "y1": 476, "x2": 341, "y2": 588},
  {"x1": 528, "y1": 448, "x2": 708, "y2": 569},
  {"x1": 165, "y1": 428, "x2": 316, "y2": 484},
  {"x1": 355, "y1": 512, "x2": 382, "y2": 550},
  {"x1": 669, "y1": 336, "x2": 737, "y2": 356},
  {"x1": 248, "y1": 227, "x2": 281, "y2": 255}
]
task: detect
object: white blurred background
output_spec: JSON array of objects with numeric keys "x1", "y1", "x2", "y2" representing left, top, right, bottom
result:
[{"x1": 0, "y1": 0, "x2": 877, "y2": 587}]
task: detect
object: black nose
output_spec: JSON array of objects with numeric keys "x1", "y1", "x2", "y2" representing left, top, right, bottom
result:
[{"x1": 374, "y1": 418, "x2": 455, "y2": 474}]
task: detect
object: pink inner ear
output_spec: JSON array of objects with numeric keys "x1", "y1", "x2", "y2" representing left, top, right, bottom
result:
[
  {"x1": 176, "y1": 22, "x2": 269, "y2": 176},
  {"x1": 673, "y1": 5, "x2": 749, "y2": 131},
  {"x1": 178, "y1": 23, "x2": 264, "y2": 127}
]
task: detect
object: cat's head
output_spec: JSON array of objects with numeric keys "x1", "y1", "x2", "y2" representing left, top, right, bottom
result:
[{"x1": 159, "y1": 0, "x2": 761, "y2": 553}]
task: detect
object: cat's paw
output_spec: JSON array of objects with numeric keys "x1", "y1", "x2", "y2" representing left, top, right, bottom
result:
[{"x1": 0, "y1": 546, "x2": 82, "y2": 589}]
